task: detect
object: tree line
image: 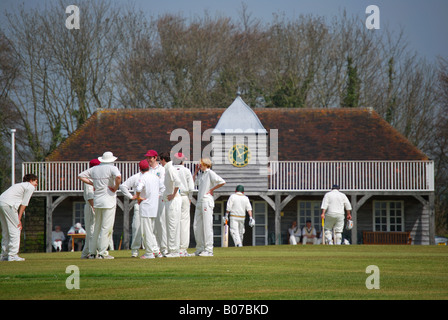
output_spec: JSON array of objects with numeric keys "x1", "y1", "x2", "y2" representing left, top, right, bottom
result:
[{"x1": 0, "y1": 0, "x2": 447, "y2": 233}]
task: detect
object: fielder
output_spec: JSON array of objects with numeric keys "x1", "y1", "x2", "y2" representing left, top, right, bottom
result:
[
  {"x1": 120, "y1": 159, "x2": 162, "y2": 257},
  {"x1": 81, "y1": 158, "x2": 100, "y2": 259},
  {"x1": 159, "y1": 152, "x2": 182, "y2": 258},
  {"x1": 78, "y1": 151, "x2": 122, "y2": 259},
  {"x1": 224, "y1": 185, "x2": 254, "y2": 247},
  {"x1": 173, "y1": 153, "x2": 195, "y2": 257},
  {"x1": 193, "y1": 158, "x2": 225, "y2": 256},
  {"x1": 0, "y1": 173, "x2": 38, "y2": 261},
  {"x1": 320, "y1": 184, "x2": 352, "y2": 245},
  {"x1": 145, "y1": 150, "x2": 167, "y2": 255},
  {"x1": 134, "y1": 160, "x2": 164, "y2": 259}
]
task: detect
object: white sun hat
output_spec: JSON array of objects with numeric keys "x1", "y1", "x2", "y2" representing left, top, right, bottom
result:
[{"x1": 98, "y1": 151, "x2": 117, "y2": 163}]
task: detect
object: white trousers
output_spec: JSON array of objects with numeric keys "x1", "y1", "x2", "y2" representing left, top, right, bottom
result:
[
  {"x1": 141, "y1": 216, "x2": 159, "y2": 255},
  {"x1": 130, "y1": 203, "x2": 143, "y2": 254},
  {"x1": 302, "y1": 236, "x2": 317, "y2": 245},
  {"x1": 289, "y1": 235, "x2": 300, "y2": 245},
  {"x1": 230, "y1": 217, "x2": 245, "y2": 246},
  {"x1": 52, "y1": 240, "x2": 63, "y2": 251},
  {"x1": 193, "y1": 196, "x2": 214, "y2": 254},
  {"x1": 324, "y1": 214, "x2": 344, "y2": 245},
  {"x1": 91, "y1": 206, "x2": 116, "y2": 256},
  {"x1": 81, "y1": 202, "x2": 95, "y2": 258},
  {"x1": 165, "y1": 195, "x2": 182, "y2": 254},
  {"x1": 179, "y1": 195, "x2": 191, "y2": 253},
  {"x1": 0, "y1": 203, "x2": 21, "y2": 258},
  {"x1": 155, "y1": 197, "x2": 167, "y2": 253}
]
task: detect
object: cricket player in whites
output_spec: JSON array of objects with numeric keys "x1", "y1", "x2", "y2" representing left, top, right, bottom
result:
[
  {"x1": 81, "y1": 159, "x2": 100, "y2": 259},
  {"x1": 133, "y1": 160, "x2": 164, "y2": 259},
  {"x1": 173, "y1": 153, "x2": 195, "y2": 257},
  {"x1": 159, "y1": 152, "x2": 182, "y2": 258},
  {"x1": 78, "y1": 151, "x2": 122, "y2": 259},
  {"x1": 193, "y1": 158, "x2": 225, "y2": 256},
  {"x1": 320, "y1": 184, "x2": 352, "y2": 245},
  {"x1": 224, "y1": 185, "x2": 254, "y2": 247},
  {"x1": 0, "y1": 174, "x2": 38, "y2": 261}
]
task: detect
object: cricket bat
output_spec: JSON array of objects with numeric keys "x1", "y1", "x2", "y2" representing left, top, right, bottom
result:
[{"x1": 223, "y1": 220, "x2": 229, "y2": 247}]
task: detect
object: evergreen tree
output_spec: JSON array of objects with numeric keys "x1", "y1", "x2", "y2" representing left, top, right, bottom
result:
[{"x1": 341, "y1": 56, "x2": 360, "y2": 108}]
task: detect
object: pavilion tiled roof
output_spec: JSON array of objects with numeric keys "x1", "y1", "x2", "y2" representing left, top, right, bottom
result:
[{"x1": 46, "y1": 107, "x2": 428, "y2": 162}]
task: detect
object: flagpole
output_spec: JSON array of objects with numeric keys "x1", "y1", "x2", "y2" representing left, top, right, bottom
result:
[{"x1": 11, "y1": 129, "x2": 16, "y2": 186}]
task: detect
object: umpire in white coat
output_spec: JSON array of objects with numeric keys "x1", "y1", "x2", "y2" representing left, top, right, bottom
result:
[{"x1": 224, "y1": 185, "x2": 254, "y2": 247}]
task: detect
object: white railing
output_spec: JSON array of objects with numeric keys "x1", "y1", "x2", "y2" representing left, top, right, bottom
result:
[
  {"x1": 21, "y1": 161, "x2": 199, "y2": 193},
  {"x1": 22, "y1": 160, "x2": 434, "y2": 193},
  {"x1": 268, "y1": 160, "x2": 434, "y2": 192}
]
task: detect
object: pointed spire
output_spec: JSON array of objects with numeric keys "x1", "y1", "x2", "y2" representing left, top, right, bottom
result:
[{"x1": 212, "y1": 95, "x2": 267, "y2": 134}]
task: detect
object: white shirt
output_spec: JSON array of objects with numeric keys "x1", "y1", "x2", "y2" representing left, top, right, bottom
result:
[
  {"x1": 195, "y1": 169, "x2": 225, "y2": 202},
  {"x1": 321, "y1": 189, "x2": 352, "y2": 217},
  {"x1": 0, "y1": 182, "x2": 35, "y2": 210},
  {"x1": 289, "y1": 226, "x2": 301, "y2": 237},
  {"x1": 162, "y1": 161, "x2": 181, "y2": 201},
  {"x1": 83, "y1": 184, "x2": 94, "y2": 202},
  {"x1": 78, "y1": 163, "x2": 121, "y2": 209},
  {"x1": 226, "y1": 192, "x2": 252, "y2": 219},
  {"x1": 136, "y1": 171, "x2": 163, "y2": 218},
  {"x1": 68, "y1": 226, "x2": 86, "y2": 234},
  {"x1": 119, "y1": 172, "x2": 143, "y2": 199},
  {"x1": 149, "y1": 163, "x2": 166, "y2": 196},
  {"x1": 52, "y1": 231, "x2": 65, "y2": 242},
  {"x1": 174, "y1": 164, "x2": 194, "y2": 199}
]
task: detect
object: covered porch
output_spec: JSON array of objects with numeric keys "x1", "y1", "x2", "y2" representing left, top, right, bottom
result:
[{"x1": 22, "y1": 159, "x2": 435, "y2": 251}]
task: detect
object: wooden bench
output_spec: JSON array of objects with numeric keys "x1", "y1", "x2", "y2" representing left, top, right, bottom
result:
[{"x1": 363, "y1": 231, "x2": 412, "y2": 245}]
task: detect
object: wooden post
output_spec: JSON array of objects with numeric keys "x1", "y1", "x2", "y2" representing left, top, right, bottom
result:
[
  {"x1": 350, "y1": 194, "x2": 358, "y2": 245},
  {"x1": 46, "y1": 195, "x2": 53, "y2": 253},
  {"x1": 274, "y1": 194, "x2": 281, "y2": 245},
  {"x1": 428, "y1": 193, "x2": 435, "y2": 245},
  {"x1": 123, "y1": 197, "x2": 130, "y2": 250}
]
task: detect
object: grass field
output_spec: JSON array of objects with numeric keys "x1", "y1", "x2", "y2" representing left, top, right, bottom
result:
[{"x1": 1, "y1": 245, "x2": 447, "y2": 301}]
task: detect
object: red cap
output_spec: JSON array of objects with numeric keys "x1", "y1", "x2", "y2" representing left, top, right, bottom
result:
[
  {"x1": 145, "y1": 150, "x2": 158, "y2": 157},
  {"x1": 89, "y1": 159, "x2": 101, "y2": 167},
  {"x1": 174, "y1": 152, "x2": 187, "y2": 160},
  {"x1": 139, "y1": 159, "x2": 150, "y2": 171}
]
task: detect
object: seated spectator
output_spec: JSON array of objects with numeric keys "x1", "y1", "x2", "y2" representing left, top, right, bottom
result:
[
  {"x1": 288, "y1": 221, "x2": 301, "y2": 245},
  {"x1": 302, "y1": 220, "x2": 317, "y2": 245},
  {"x1": 51, "y1": 225, "x2": 65, "y2": 252},
  {"x1": 68, "y1": 222, "x2": 86, "y2": 251}
]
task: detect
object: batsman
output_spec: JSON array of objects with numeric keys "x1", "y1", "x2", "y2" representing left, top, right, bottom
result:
[
  {"x1": 224, "y1": 185, "x2": 254, "y2": 247},
  {"x1": 320, "y1": 184, "x2": 352, "y2": 245}
]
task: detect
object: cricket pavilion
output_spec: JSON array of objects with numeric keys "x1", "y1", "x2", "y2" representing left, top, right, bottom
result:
[{"x1": 23, "y1": 94, "x2": 435, "y2": 252}]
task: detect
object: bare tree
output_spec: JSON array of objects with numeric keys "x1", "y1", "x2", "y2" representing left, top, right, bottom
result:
[
  {"x1": 431, "y1": 57, "x2": 448, "y2": 234},
  {"x1": 4, "y1": 0, "x2": 129, "y2": 160},
  {"x1": 0, "y1": 31, "x2": 21, "y2": 189}
]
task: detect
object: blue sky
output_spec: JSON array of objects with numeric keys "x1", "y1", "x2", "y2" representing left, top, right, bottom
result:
[{"x1": 1, "y1": 0, "x2": 447, "y2": 63}]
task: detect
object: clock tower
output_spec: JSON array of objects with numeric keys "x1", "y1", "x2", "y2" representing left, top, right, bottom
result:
[{"x1": 211, "y1": 93, "x2": 269, "y2": 193}]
